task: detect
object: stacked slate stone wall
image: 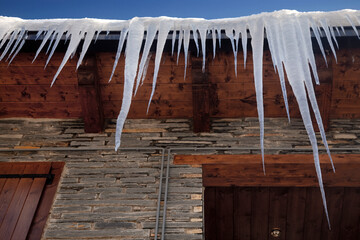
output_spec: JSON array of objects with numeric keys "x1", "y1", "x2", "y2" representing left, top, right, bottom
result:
[{"x1": 0, "y1": 118, "x2": 359, "y2": 239}]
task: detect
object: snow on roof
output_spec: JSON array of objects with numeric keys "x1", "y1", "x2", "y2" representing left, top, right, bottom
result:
[{"x1": 1, "y1": 10, "x2": 360, "y2": 225}]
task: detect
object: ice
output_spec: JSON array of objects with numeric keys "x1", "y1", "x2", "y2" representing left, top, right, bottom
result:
[
  {"x1": 240, "y1": 26, "x2": 248, "y2": 68},
  {"x1": 183, "y1": 28, "x2": 190, "y2": 79},
  {"x1": 1, "y1": 10, "x2": 360, "y2": 228},
  {"x1": 115, "y1": 17, "x2": 144, "y2": 150},
  {"x1": 134, "y1": 24, "x2": 157, "y2": 94},
  {"x1": 147, "y1": 18, "x2": 173, "y2": 113},
  {"x1": 109, "y1": 28, "x2": 128, "y2": 83},
  {"x1": 171, "y1": 30, "x2": 176, "y2": 56},
  {"x1": 248, "y1": 18, "x2": 265, "y2": 173},
  {"x1": 176, "y1": 29, "x2": 183, "y2": 64},
  {"x1": 225, "y1": 28, "x2": 238, "y2": 76},
  {"x1": 197, "y1": 24, "x2": 208, "y2": 71},
  {"x1": 211, "y1": 28, "x2": 216, "y2": 58}
]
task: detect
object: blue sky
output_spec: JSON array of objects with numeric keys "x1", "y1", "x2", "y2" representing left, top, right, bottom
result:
[{"x1": 1, "y1": 0, "x2": 359, "y2": 19}]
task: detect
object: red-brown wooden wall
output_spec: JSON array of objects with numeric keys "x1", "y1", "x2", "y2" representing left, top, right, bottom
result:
[{"x1": 0, "y1": 47, "x2": 359, "y2": 119}]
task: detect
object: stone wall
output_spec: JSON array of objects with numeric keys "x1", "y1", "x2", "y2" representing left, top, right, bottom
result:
[{"x1": 0, "y1": 118, "x2": 360, "y2": 239}]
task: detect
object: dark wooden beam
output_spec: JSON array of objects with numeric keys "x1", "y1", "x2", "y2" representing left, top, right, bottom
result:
[
  {"x1": 77, "y1": 55, "x2": 104, "y2": 133},
  {"x1": 174, "y1": 154, "x2": 360, "y2": 187},
  {"x1": 191, "y1": 58, "x2": 210, "y2": 132}
]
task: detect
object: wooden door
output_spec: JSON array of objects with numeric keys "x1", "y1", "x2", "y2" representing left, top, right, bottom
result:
[
  {"x1": 204, "y1": 186, "x2": 360, "y2": 240},
  {"x1": 0, "y1": 162, "x2": 64, "y2": 240}
]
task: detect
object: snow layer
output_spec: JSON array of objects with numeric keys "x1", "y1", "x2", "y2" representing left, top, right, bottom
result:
[{"x1": 1, "y1": 9, "x2": 360, "y2": 227}]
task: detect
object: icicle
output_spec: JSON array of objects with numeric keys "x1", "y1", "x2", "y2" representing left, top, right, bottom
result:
[
  {"x1": 109, "y1": 28, "x2": 128, "y2": 82},
  {"x1": 45, "y1": 29, "x2": 66, "y2": 69},
  {"x1": 134, "y1": 24, "x2": 158, "y2": 95},
  {"x1": 141, "y1": 53, "x2": 151, "y2": 85},
  {"x1": 77, "y1": 30, "x2": 96, "y2": 69},
  {"x1": 319, "y1": 19, "x2": 337, "y2": 63},
  {"x1": 328, "y1": 24, "x2": 339, "y2": 49},
  {"x1": 211, "y1": 28, "x2": 217, "y2": 59},
  {"x1": 297, "y1": 17, "x2": 320, "y2": 85},
  {"x1": 345, "y1": 14, "x2": 360, "y2": 38},
  {"x1": 225, "y1": 28, "x2": 238, "y2": 76},
  {"x1": 115, "y1": 17, "x2": 144, "y2": 150},
  {"x1": 33, "y1": 30, "x2": 54, "y2": 63},
  {"x1": 192, "y1": 26, "x2": 200, "y2": 57},
  {"x1": 8, "y1": 34, "x2": 27, "y2": 64},
  {"x1": 50, "y1": 30, "x2": 85, "y2": 87},
  {"x1": 0, "y1": 31, "x2": 10, "y2": 49},
  {"x1": 0, "y1": 29, "x2": 19, "y2": 61},
  {"x1": 183, "y1": 28, "x2": 190, "y2": 79},
  {"x1": 176, "y1": 29, "x2": 183, "y2": 65},
  {"x1": 45, "y1": 31, "x2": 57, "y2": 56},
  {"x1": 6, "y1": 28, "x2": 26, "y2": 62},
  {"x1": 248, "y1": 18, "x2": 265, "y2": 174},
  {"x1": 171, "y1": 30, "x2": 176, "y2": 56},
  {"x1": 217, "y1": 28, "x2": 222, "y2": 48},
  {"x1": 279, "y1": 16, "x2": 331, "y2": 228},
  {"x1": 197, "y1": 24, "x2": 208, "y2": 72},
  {"x1": 335, "y1": 26, "x2": 341, "y2": 36},
  {"x1": 147, "y1": 19, "x2": 173, "y2": 113},
  {"x1": 94, "y1": 30, "x2": 101, "y2": 43},
  {"x1": 265, "y1": 18, "x2": 291, "y2": 121},
  {"x1": 310, "y1": 21, "x2": 328, "y2": 67},
  {"x1": 240, "y1": 26, "x2": 248, "y2": 68}
]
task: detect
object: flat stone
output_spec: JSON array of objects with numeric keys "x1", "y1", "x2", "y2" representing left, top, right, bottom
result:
[{"x1": 333, "y1": 133, "x2": 357, "y2": 139}]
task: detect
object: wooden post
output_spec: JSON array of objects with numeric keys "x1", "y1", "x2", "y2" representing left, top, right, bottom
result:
[
  {"x1": 77, "y1": 54, "x2": 104, "y2": 133},
  {"x1": 191, "y1": 58, "x2": 210, "y2": 132}
]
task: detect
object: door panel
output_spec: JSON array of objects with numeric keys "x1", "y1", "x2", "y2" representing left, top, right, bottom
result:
[{"x1": 204, "y1": 187, "x2": 360, "y2": 240}]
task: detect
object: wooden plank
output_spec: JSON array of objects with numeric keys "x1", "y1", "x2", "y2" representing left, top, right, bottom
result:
[
  {"x1": 174, "y1": 154, "x2": 360, "y2": 165},
  {"x1": 98, "y1": 64, "x2": 191, "y2": 85},
  {"x1": 0, "y1": 164, "x2": 38, "y2": 240},
  {"x1": 268, "y1": 188, "x2": 288, "y2": 240},
  {"x1": 320, "y1": 187, "x2": 344, "y2": 240},
  {"x1": 251, "y1": 187, "x2": 269, "y2": 240},
  {"x1": 97, "y1": 52, "x2": 188, "y2": 68},
  {"x1": 11, "y1": 163, "x2": 51, "y2": 240},
  {"x1": 234, "y1": 187, "x2": 251, "y2": 240},
  {"x1": 0, "y1": 164, "x2": 14, "y2": 193},
  {"x1": 0, "y1": 53, "x2": 77, "y2": 67},
  {"x1": 216, "y1": 187, "x2": 233, "y2": 240},
  {"x1": 0, "y1": 102, "x2": 82, "y2": 118},
  {"x1": 103, "y1": 100, "x2": 192, "y2": 119},
  {"x1": 204, "y1": 187, "x2": 217, "y2": 240},
  {"x1": 191, "y1": 58, "x2": 210, "y2": 132},
  {"x1": 28, "y1": 162, "x2": 65, "y2": 240},
  {"x1": 0, "y1": 85, "x2": 79, "y2": 102},
  {"x1": 285, "y1": 188, "x2": 306, "y2": 240},
  {"x1": 0, "y1": 163, "x2": 26, "y2": 225},
  {"x1": 0, "y1": 66, "x2": 78, "y2": 85},
  {"x1": 100, "y1": 83, "x2": 192, "y2": 101},
  {"x1": 339, "y1": 188, "x2": 360, "y2": 240},
  {"x1": 303, "y1": 188, "x2": 324, "y2": 240},
  {"x1": 202, "y1": 162, "x2": 360, "y2": 187}
]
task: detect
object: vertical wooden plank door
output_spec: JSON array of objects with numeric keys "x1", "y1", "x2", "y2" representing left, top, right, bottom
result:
[
  {"x1": 204, "y1": 187, "x2": 360, "y2": 240},
  {"x1": 0, "y1": 162, "x2": 55, "y2": 240}
]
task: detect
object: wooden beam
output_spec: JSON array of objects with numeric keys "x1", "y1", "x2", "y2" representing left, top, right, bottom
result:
[
  {"x1": 174, "y1": 154, "x2": 360, "y2": 187},
  {"x1": 174, "y1": 154, "x2": 360, "y2": 165},
  {"x1": 191, "y1": 58, "x2": 211, "y2": 132},
  {"x1": 77, "y1": 54, "x2": 104, "y2": 133}
]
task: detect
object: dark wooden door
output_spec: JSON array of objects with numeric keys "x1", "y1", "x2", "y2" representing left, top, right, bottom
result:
[
  {"x1": 0, "y1": 162, "x2": 63, "y2": 240},
  {"x1": 204, "y1": 186, "x2": 360, "y2": 240}
]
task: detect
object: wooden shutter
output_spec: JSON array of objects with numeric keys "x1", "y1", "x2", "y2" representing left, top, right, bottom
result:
[{"x1": 0, "y1": 162, "x2": 62, "y2": 240}]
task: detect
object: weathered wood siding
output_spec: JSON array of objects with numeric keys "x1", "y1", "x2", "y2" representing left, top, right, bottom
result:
[{"x1": 0, "y1": 47, "x2": 359, "y2": 119}]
